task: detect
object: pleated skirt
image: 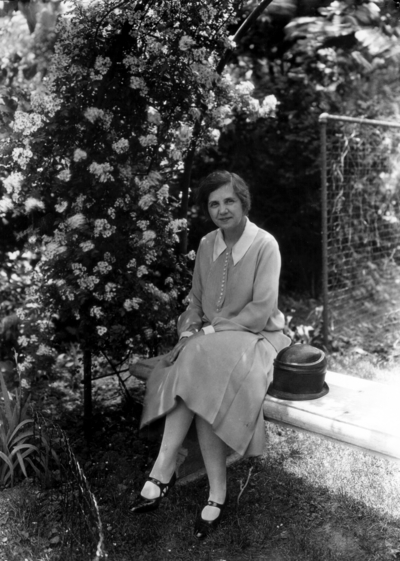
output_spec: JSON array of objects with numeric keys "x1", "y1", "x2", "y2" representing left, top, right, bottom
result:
[{"x1": 140, "y1": 331, "x2": 276, "y2": 457}]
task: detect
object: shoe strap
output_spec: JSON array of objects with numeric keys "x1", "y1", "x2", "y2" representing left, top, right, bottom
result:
[
  {"x1": 147, "y1": 476, "x2": 172, "y2": 497},
  {"x1": 207, "y1": 499, "x2": 224, "y2": 509}
]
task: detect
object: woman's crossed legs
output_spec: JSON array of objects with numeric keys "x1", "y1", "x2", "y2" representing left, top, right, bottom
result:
[{"x1": 140, "y1": 398, "x2": 227, "y2": 521}]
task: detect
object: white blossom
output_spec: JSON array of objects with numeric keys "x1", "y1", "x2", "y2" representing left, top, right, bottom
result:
[
  {"x1": 147, "y1": 106, "x2": 161, "y2": 125},
  {"x1": 67, "y1": 213, "x2": 86, "y2": 229},
  {"x1": 235, "y1": 81, "x2": 255, "y2": 96},
  {"x1": 259, "y1": 95, "x2": 278, "y2": 117},
  {"x1": 25, "y1": 197, "x2": 45, "y2": 212},
  {"x1": 55, "y1": 201, "x2": 68, "y2": 213},
  {"x1": 89, "y1": 162, "x2": 114, "y2": 182},
  {"x1": 90, "y1": 306, "x2": 104, "y2": 318},
  {"x1": 36, "y1": 344, "x2": 55, "y2": 356},
  {"x1": 112, "y1": 138, "x2": 129, "y2": 154},
  {"x1": 224, "y1": 35, "x2": 237, "y2": 50},
  {"x1": 94, "y1": 261, "x2": 112, "y2": 275},
  {"x1": 129, "y1": 76, "x2": 148, "y2": 93},
  {"x1": 138, "y1": 194, "x2": 155, "y2": 210},
  {"x1": 179, "y1": 35, "x2": 196, "y2": 51},
  {"x1": 31, "y1": 91, "x2": 61, "y2": 117},
  {"x1": 73, "y1": 148, "x2": 87, "y2": 162},
  {"x1": 77, "y1": 275, "x2": 100, "y2": 290},
  {"x1": 3, "y1": 172, "x2": 24, "y2": 198},
  {"x1": 137, "y1": 220, "x2": 149, "y2": 230},
  {"x1": 57, "y1": 169, "x2": 71, "y2": 182},
  {"x1": 12, "y1": 147, "x2": 33, "y2": 169},
  {"x1": 84, "y1": 107, "x2": 105, "y2": 123},
  {"x1": 123, "y1": 298, "x2": 142, "y2": 311},
  {"x1": 168, "y1": 218, "x2": 187, "y2": 233},
  {"x1": 84, "y1": 107, "x2": 112, "y2": 128},
  {"x1": 12, "y1": 111, "x2": 44, "y2": 135},
  {"x1": 94, "y1": 56, "x2": 112, "y2": 75},
  {"x1": 177, "y1": 124, "x2": 192, "y2": 143},
  {"x1": 142, "y1": 230, "x2": 156, "y2": 243},
  {"x1": 209, "y1": 129, "x2": 221, "y2": 143},
  {"x1": 138, "y1": 134, "x2": 158, "y2": 147},
  {"x1": 137, "y1": 265, "x2": 148, "y2": 277},
  {"x1": 94, "y1": 219, "x2": 116, "y2": 237},
  {"x1": 157, "y1": 184, "x2": 169, "y2": 202},
  {"x1": 104, "y1": 282, "x2": 117, "y2": 301},
  {"x1": 0, "y1": 196, "x2": 14, "y2": 215}
]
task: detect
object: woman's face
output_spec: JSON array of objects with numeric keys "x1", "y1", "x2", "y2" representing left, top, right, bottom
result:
[{"x1": 207, "y1": 183, "x2": 246, "y2": 234}]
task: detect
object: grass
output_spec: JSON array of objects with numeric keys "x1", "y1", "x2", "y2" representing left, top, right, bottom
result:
[
  {"x1": 92, "y1": 421, "x2": 400, "y2": 561},
  {"x1": 3, "y1": 419, "x2": 400, "y2": 561},
  {"x1": 0, "y1": 480, "x2": 53, "y2": 561},
  {"x1": 53, "y1": 347, "x2": 398, "y2": 561},
  {"x1": 1, "y1": 326, "x2": 399, "y2": 560}
]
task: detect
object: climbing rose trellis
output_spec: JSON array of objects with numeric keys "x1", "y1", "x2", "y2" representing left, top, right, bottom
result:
[{"x1": 0, "y1": 0, "x2": 277, "y2": 369}]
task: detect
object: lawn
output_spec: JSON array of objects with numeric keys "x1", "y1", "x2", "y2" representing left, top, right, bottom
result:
[{"x1": 0, "y1": 295, "x2": 399, "y2": 561}]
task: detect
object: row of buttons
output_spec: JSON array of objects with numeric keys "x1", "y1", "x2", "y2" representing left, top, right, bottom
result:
[{"x1": 216, "y1": 249, "x2": 231, "y2": 312}]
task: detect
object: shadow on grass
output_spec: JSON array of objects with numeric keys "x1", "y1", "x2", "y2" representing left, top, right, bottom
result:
[
  {"x1": 93, "y1": 425, "x2": 400, "y2": 561},
  {"x1": 29, "y1": 375, "x2": 400, "y2": 561}
]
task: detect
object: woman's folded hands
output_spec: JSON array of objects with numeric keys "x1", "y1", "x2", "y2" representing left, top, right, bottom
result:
[{"x1": 166, "y1": 330, "x2": 205, "y2": 364}]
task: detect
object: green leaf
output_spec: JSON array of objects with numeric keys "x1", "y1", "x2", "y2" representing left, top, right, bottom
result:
[
  {"x1": 16, "y1": 451, "x2": 28, "y2": 478},
  {"x1": 10, "y1": 443, "x2": 39, "y2": 457},
  {"x1": 0, "y1": 372, "x2": 13, "y2": 427},
  {"x1": 0, "y1": 451, "x2": 13, "y2": 486},
  {"x1": 0, "y1": 451, "x2": 13, "y2": 470},
  {"x1": 8, "y1": 419, "x2": 34, "y2": 446},
  {"x1": 24, "y1": 457, "x2": 42, "y2": 478},
  {"x1": 12, "y1": 445, "x2": 39, "y2": 480},
  {"x1": 8, "y1": 427, "x2": 34, "y2": 447}
]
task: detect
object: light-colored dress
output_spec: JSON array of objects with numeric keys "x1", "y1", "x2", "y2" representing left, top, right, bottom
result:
[{"x1": 141, "y1": 219, "x2": 291, "y2": 456}]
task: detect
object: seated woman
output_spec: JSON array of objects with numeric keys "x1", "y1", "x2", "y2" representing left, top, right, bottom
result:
[{"x1": 131, "y1": 170, "x2": 290, "y2": 538}]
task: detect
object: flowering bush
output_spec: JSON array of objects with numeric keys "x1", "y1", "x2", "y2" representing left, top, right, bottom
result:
[{"x1": 0, "y1": 1, "x2": 277, "y2": 370}]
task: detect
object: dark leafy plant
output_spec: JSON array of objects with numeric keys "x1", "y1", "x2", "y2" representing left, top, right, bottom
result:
[{"x1": 0, "y1": 368, "x2": 40, "y2": 487}]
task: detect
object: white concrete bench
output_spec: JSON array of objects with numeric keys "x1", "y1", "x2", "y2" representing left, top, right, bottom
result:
[
  {"x1": 264, "y1": 370, "x2": 400, "y2": 463},
  {"x1": 128, "y1": 359, "x2": 400, "y2": 467}
]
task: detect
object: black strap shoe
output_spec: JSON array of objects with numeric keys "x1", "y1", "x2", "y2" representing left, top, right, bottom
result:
[
  {"x1": 194, "y1": 495, "x2": 228, "y2": 539},
  {"x1": 131, "y1": 472, "x2": 177, "y2": 514}
]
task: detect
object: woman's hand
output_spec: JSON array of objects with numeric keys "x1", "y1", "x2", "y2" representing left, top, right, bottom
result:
[{"x1": 166, "y1": 331, "x2": 204, "y2": 364}]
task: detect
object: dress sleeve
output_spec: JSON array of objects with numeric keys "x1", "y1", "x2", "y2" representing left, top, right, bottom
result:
[
  {"x1": 211, "y1": 237, "x2": 281, "y2": 334},
  {"x1": 176, "y1": 242, "x2": 205, "y2": 337}
]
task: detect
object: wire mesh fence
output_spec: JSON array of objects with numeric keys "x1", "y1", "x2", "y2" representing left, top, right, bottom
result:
[
  {"x1": 33, "y1": 411, "x2": 107, "y2": 561},
  {"x1": 320, "y1": 114, "x2": 400, "y2": 346}
]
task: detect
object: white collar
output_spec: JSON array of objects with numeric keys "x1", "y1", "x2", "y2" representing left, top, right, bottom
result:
[{"x1": 213, "y1": 218, "x2": 259, "y2": 265}]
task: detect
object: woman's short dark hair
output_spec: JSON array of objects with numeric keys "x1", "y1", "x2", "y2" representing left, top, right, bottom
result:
[{"x1": 196, "y1": 170, "x2": 251, "y2": 219}]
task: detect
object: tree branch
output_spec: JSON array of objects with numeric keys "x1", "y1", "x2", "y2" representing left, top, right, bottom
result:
[
  {"x1": 216, "y1": 0, "x2": 275, "y2": 74},
  {"x1": 178, "y1": 0, "x2": 275, "y2": 253}
]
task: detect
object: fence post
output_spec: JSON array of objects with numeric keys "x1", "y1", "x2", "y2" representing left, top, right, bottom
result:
[{"x1": 319, "y1": 113, "x2": 329, "y2": 348}]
